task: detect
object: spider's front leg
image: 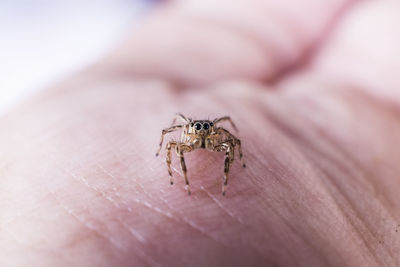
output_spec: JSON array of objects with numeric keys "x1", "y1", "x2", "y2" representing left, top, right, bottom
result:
[
  {"x1": 217, "y1": 127, "x2": 246, "y2": 168},
  {"x1": 166, "y1": 141, "x2": 177, "y2": 185},
  {"x1": 171, "y1": 112, "x2": 190, "y2": 126},
  {"x1": 156, "y1": 124, "x2": 183, "y2": 156},
  {"x1": 176, "y1": 143, "x2": 192, "y2": 195},
  {"x1": 236, "y1": 139, "x2": 246, "y2": 168},
  {"x1": 166, "y1": 142, "x2": 192, "y2": 194},
  {"x1": 214, "y1": 142, "x2": 234, "y2": 196},
  {"x1": 213, "y1": 116, "x2": 238, "y2": 132}
]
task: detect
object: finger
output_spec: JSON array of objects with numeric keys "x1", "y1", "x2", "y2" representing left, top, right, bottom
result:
[
  {"x1": 311, "y1": 0, "x2": 400, "y2": 107},
  {"x1": 95, "y1": 0, "x2": 355, "y2": 86}
]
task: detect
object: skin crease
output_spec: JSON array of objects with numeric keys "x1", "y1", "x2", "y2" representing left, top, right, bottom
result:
[{"x1": 1, "y1": 0, "x2": 400, "y2": 266}]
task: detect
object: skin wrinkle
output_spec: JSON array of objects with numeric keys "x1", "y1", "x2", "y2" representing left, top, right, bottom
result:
[
  {"x1": 150, "y1": 193, "x2": 239, "y2": 261},
  {"x1": 74, "y1": 163, "x2": 177, "y2": 225},
  {"x1": 0, "y1": 225, "x2": 75, "y2": 267},
  {"x1": 314, "y1": 166, "x2": 392, "y2": 267},
  {"x1": 173, "y1": 14, "x2": 286, "y2": 74},
  {"x1": 53, "y1": 167, "x2": 164, "y2": 266},
  {"x1": 53, "y1": 169, "x2": 124, "y2": 248},
  {"x1": 291, "y1": 88, "x2": 400, "y2": 211},
  {"x1": 320, "y1": 125, "x2": 395, "y2": 213},
  {"x1": 186, "y1": 17, "x2": 278, "y2": 77},
  {"x1": 305, "y1": 91, "x2": 400, "y2": 211},
  {"x1": 259, "y1": 91, "x2": 400, "y2": 266},
  {"x1": 0, "y1": 204, "x2": 42, "y2": 228},
  {"x1": 68, "y1": 91, "x2": 253, "y2": 255},
  {"x1": 311, "y1": 1, "x2": 400, "y2": 107},
  {"x1": 266, "y1": 120, "x2": 381, "y2": 266},
  {"x1": 253, "y1": 180, "x2": 326, "y2": 266},
  {"x1": 155, "y1": 186, "x2": 242, "y2": 249},
  {"x1": 268, "y1": 201, "x2": 335, "y2": 267},
  {"x1": 108, "y1": 21, "x2": 271, "y2": 85},
  {"x1": 241, "y1": 173, "x2": 310, "y2": 266},
  {"x1": 310, "y1": 155, "x2": 393, "y2": 266},
  {"x1": 267, "y1": 108, "x2": 381, "y2": 261},
  {"x1": 44, "y1": 186, "x2": 123, "y2": 260},
  {"x1": 64, "y1": 165, "x2": 146, "y2": 234},
  {"x1": 254, "y1": 148, "x2": 334, "y2": 265},
  {"x1": 0, "y1": 82, "x2": 396, "y2": 266},
  {"x1": 269, "y1": 151, "x2": 361, "y2": 265},
  {"x1": 269, "y1": 0, "x2": 361, "y2": 84},
  {"x1": 63, "y1": 166, "x2": 122, "y2": 210},
  {"x1": 90, "y1": 152, "x2": 235, "y2": 252},
  {"x1": 199, "y1": 186, "x2": 245, "y2": 225},
  {"x1": 149, "y1": 147, "x2": 274, "y2": 260},
  {"x1": 42, "y1": 202, "x2": 142, "y2": 267},
  {"x1": 307, "y1": 125, "x2": 398, "y2": 265},
  {"x1": 1, "y1": 226, "x2": 28, "y2": 246},
  {"x1": 97, "y1": 148, "x2": 194, "y2": 227},
  {"x1": 156, "y1": 182, "x2": 242, "y2": 248},
  {"x1": 2, "y1": 80, "x2": 396, "y2": 266},
  {"x1": 93, "y1": 162, "x2": 175, "y2": 253},
  {"x1": 1, "y1": 69, "x2": 398, "y2": 267},
  {"x1": 203, "y1": 89, "x2": 338, "y2": 266},
  {"x1": 219, "y1": 86, "x2": 388, "y2": 266},
  {"x1": 104, "y1": 0, "x2": 356, "y2": 86},
  {"x1": 93, "y1": 162, "x2": 146, "y2": 213}
]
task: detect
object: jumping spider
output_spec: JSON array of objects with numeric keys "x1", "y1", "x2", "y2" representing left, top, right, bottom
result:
[{"x1": 156, "y1": 113, "x2": 245, "y2": 196}]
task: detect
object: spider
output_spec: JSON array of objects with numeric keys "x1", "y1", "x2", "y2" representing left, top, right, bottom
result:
[{"x1": 156, "y1": 113, "x2": 245, "y2": 196}]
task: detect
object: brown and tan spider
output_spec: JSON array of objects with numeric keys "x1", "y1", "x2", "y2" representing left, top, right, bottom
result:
[{"x1": 156, "y1": 113, "x2": 245, "y2": 196}]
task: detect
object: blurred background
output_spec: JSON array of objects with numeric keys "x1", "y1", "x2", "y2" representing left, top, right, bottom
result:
[{"x1": 0, "y1": 0, "x2": 154, "y2": 115}]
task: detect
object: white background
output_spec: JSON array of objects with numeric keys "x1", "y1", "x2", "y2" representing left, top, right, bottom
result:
[{"x1": 0, "y1": 0, "x2": 152, "y2": 115}]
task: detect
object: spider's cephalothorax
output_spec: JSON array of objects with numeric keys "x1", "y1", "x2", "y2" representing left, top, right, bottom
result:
[{"x1": 156, "y1": 113, "x2": 246, "y2": 196}]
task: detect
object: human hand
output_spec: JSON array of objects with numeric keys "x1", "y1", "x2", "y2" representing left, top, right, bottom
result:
[{"x1": 1, "y1": 0, "x2": 400, "y2": 266}]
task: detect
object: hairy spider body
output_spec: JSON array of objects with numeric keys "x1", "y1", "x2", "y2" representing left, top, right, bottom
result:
[{"x1": 156, "y1": 113, "x2": 245, "y2": 196}]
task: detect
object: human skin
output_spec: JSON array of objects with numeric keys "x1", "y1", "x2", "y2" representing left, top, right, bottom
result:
[{"x1": 1, "y1": 0, "x2": 400, "y2": 266}]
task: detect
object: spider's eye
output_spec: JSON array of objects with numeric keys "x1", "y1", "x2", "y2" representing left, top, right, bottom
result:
[
  {"x1": 210, "y1": 122, "x2": 213, "y2": 127},
  {"x1": 203, "y1": 123, "x2": 209, "y2": 130},
  {"x1": 194, "y1": 123, "x2": 202, "y2": 130}
]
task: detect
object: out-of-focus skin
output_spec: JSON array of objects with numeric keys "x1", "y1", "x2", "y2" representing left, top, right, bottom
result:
[{"x1": 1, "y1": 0, "x2": 400, "y2": 266}]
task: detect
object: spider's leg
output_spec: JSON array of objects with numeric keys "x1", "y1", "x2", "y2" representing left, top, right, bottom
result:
[
  {"x1": 213, "y1": 116, "x2": 238, "y2": 132},
  {"x1": 156, "y1": 125, "x2": 183, "y2": 156},
  {"x1": 177, "y1": 143, "x2": 192, "y2": 195},
  {"x1": 166, "y1": 141, "x2": 177, "y2": 185},
  {"x1": 171, "y1": 113, "x2": 190, "y2": 126},
  {"x1": 223, "y1": 143, "x2": 234, "y2": 196},
  {"x1": 214, "y1": 143, "x2": 233, "y2": 196},
  {"x1": 236, "y1": 139, "x2": 246, "y2": 168},
  {"x1": 216, "y1": 127, "x2": 245, "y2": 168},
  {"x1": 223, "y1": 154, "x2": 230, "y2": 196}
]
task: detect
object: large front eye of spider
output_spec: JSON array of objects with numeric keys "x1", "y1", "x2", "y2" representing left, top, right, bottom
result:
[
  {"x1": 203, "y1": 122, "x2": 210, "y2": 130},
  {"x1": 194, "y1": 123, "x2": 202, "y2": 131}
]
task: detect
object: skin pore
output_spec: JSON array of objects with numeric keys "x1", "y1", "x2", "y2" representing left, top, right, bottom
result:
[{"x1": 1, "y1": 0, "x2": 400, "y2": 266}]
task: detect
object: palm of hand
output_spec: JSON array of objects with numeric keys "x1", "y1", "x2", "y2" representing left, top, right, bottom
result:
[{"x1": 1, "y1": 1, "x2": 400, "y2": 266}]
